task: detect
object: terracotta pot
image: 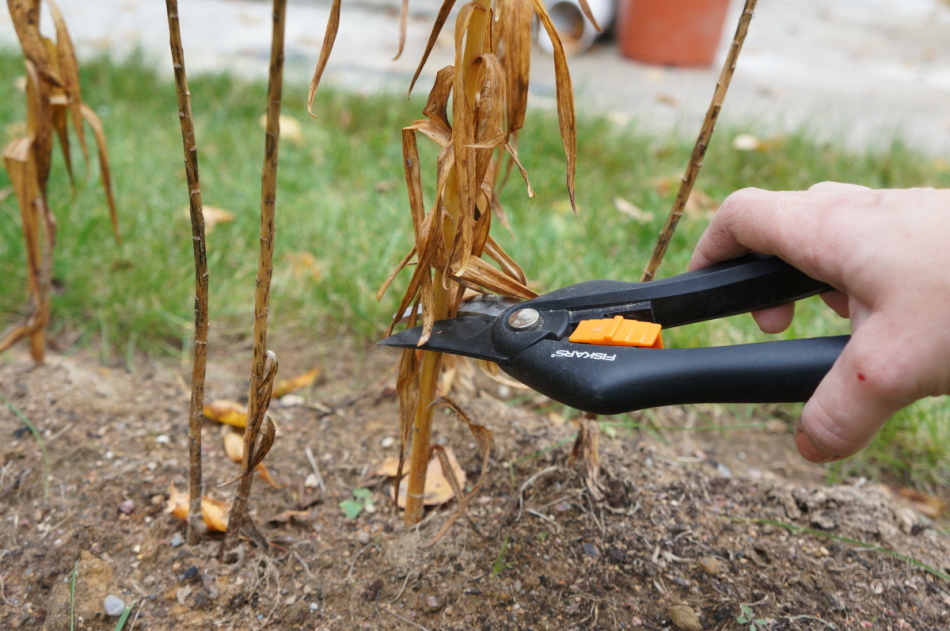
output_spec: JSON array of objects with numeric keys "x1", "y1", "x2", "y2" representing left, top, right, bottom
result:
[{"x1": 617, "y1": 0, "x2": 732, "y2": 67}]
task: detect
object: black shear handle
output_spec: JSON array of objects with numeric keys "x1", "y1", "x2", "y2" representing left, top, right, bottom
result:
[{"x1": 507, "y1": 336, "x2": 849, "y2": 416}]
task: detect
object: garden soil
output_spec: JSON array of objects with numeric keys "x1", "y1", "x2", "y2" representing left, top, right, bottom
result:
[{"x1": 0, "y1": 341, "x2": 948, "y2": 630}]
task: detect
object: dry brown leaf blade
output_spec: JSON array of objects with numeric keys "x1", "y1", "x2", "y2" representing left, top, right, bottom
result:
[
  {"x1": 271, "y1": 366, "x2": 321, "y2": 398},
  {"x1": 306, "y1": 0, "x2": 341, "y2": 117},
  {"x1": 408, "y1": 0, "x2": 458, "y2": 95},
  {"x1": 203, "y1": 399, "x2": 248, "y2": 428},
  {"x1": 0, "y1": 136, "x2": 50, "y2": 361},
  {"x1": 7, "y1": 0, "x2": 64, "y2": 87},
  {"x1": 532, "y1": 0, "x2": 577, "y2": 213},
  {"x1": 46, "y1": 0, "x2": 88, "y2": 163},
  {"x1": 78, "y1": 103, "x2": 121, "y2": 244}
]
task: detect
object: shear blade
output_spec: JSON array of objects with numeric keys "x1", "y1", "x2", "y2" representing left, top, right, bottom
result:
[{"x1": 378, "y1": 315, "x2": 506, "y2": 363}]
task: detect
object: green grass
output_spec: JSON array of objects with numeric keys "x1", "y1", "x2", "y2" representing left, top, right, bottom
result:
[{"x1": 1, "y1": 51, "x2": 948, "y2": 491}]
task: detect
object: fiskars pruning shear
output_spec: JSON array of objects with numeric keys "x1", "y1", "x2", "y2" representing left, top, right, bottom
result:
[{"x1": 379, "y1": 255, "x2": 849, "y2": 415}]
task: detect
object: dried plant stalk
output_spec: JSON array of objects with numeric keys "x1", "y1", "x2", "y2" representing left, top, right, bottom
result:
[
  {"x1": 165, "y1": 0, "x2": 209, "y2": 545},
  {"x1": 3, "y1": 0, "x2": 119, "y2": 362},
  {"x1": 222, "y1": 0, "x2": 287, "y2": 554},
  {"x1": 641, "y1": 0, "x2": 758, "y2": 282},
  {"x1": 1, "y1": 134, "x2": 50, "y2": 362},
  {"x1": 306, "y1": 0, "x2": 582, "y2": 528}
]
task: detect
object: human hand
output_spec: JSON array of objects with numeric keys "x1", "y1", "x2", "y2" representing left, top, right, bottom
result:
[{"x1": 689, "y1": 182, "x2": 950, "y2": 462}]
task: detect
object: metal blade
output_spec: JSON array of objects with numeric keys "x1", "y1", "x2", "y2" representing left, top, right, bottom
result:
[
  {"x1": 395, "y1": 295, "x2": 520, "y2": 325},
  {"x1": 378, "y1": 315, "x2": 506, "y2": 363}
]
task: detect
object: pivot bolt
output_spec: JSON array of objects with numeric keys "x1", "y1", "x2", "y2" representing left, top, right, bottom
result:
[{"x1": 507, "y1": 308, "x2": 540, "y2": 330}]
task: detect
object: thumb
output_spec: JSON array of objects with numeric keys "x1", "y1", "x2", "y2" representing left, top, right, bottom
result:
[{"x1": 796, "y1": 316, "x2": 912, "y2": 462}]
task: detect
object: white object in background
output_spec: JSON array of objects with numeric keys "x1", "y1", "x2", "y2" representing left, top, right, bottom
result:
[{"x1": 537, "y1": 0, "x2": 615, "y2": 55}]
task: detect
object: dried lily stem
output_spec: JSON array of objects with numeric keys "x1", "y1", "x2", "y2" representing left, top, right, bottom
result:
[
  {"x1": 641, "y1": 0, "x2": 758, "y2": 282},
  {"x1": 222, "y1": 0, "x2": 287, "y2": 554},
  {"x1": 165, "y1": 0, "x2": 209, "y2": 545}
]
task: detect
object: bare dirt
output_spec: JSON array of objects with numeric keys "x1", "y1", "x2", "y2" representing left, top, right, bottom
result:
[{"x1": 1, "y1": 342, "x2": 948, "y2": 630}]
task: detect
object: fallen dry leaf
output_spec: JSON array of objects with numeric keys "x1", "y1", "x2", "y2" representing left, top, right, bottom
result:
[
  {"x1": 612, "y1": 196, "x2": 653, "y2": 223},
  {"x1": 285, "y1": 251, "x2": 323, "y2": 282},
  {"x1": 272, "y1": 366, "x2": 321, "y2": 398},
  {"x1": 166, "y1": 487, "x2": 230, "y2": 532},
  {"x1": 896, "y1": 487, "x2": 945, "y2": 519},
  {"x1": 258, "y1": 113, "x2": 303, "y2": 146},
  {"x1": 375, "y1": 447, "x2": 466, "y2": 508},
  {"x1": 203, "y1": 399, "x2": 247, "y2": 428},
  {"x1": 182, "y1": 205, "x2": 235, "y2": 231},
  {"x1": 222, "y1": 428, "x2": 286, "y2": 489}
]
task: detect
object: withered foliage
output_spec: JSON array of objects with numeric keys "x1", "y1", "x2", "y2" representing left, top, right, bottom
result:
[
  {"x1": 308, "y1": 0, "x2": 592, "y2": 525},
  {"x1": 2, "y1": 0, "x2": 119, "y2": 363}
]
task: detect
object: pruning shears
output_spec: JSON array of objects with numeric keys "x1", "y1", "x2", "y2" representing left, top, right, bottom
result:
[{"x1": 379, "y1": 255, "x2": 849, "y2": 415}]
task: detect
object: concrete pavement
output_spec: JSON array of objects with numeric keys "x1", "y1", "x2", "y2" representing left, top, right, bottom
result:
[{"x1": 2, "y1": 0, "x2": 950, "y2": 155}]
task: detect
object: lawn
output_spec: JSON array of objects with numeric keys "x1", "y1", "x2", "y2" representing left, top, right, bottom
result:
[{"x1": 1, "y1": 50, "x2": 947, "y2": 492}]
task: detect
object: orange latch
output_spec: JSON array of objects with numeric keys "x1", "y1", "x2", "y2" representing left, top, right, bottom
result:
[{"x1": 568, "y1": 316, "x2": 664, "y2": 349}]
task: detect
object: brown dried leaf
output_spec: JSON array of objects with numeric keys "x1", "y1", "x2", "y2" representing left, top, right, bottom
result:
[
  {"x1": 79, "y1": 103, "x2": 120, "y2": 244},
  {"x1": 532, "y1": 0, "x2": 577, "y2": 213},
  {"x1": 613, "y1": 196, "x2": 654, "y2": 223},
  {"x1": 306, "y1": 0, "x2": 341, "y2": 116},
  {"x1": 408, "y1": 0, "x2": 458, "y2": 95},
  {"x1": 376, "y1": 446, "x2": 466, "y2": 508},
  {"x1": 1, "y1": 135, "x2": 51, "y2": 362},
  {"x1": 46, "y1": 0, "x2": 88, "y2": 163},
  {"x1": 181, "y1": 205, "x2": 234, "y2": 231},
  {"x1": 7, "y1": 0, "x2": 63, "y2": 87},
  {"x1": 165, "y1": 488, "x2": 230, "y2": 532},
  {"x1": 222, "y1": 427, "x2": 285, "y2": 489},
  {"x1": 258, "y1": 113, "x2": 303, "y2": 145},
  {"x1": 271, "y1": 366, "x2": 321, "y2": 398},
  {"x1": 203, "y1": 399, "x2": 248, "y2": 428}
]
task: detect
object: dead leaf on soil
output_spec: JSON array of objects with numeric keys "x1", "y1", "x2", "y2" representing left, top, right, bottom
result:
[
  {"x1": 895, "y1": 486, "x2": 946, "y2": 519},
  {"x1": 272, "y1": 366, "x2": 321, "y2": 398},
  {"x1": 166, "y1": 486, "x2": 230, "y2": 532},
  {"x1": 258, "y1": 113, "x2": 304, "y2": 146},
  {"x1": 222, "y1": 427, "x2": 286, "y2": 490},
  {"x1": 375, "y1": 447, "x2": 466, "y2": 508},
  {"x1": 203, "y1": 399, "x2": 247, "y2": 428},
  {"x1": 649, "y1": 176, "x2": 717, "y2": 217},
  {"x1": 612, "y1": 196, "x2": 653, "y2": 223},
  {"x1": 182, "y1": 205, "x2": 234, "y2": 231},
  {"x1": 285, "y1": 251, "x2": 323, "y2": 282}
]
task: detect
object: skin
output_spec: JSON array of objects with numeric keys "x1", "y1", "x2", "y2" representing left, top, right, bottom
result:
[{"x1": 689, "y1": 182, "x2": 950, "y2": 462}]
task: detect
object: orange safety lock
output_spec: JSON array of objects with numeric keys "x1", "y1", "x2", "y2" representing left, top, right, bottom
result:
[{"x1": 568, "y1": 316, "x2": 664, "y2": 349}]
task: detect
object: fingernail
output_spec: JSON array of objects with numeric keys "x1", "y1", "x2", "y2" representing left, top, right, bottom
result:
[{"x1": 794, "y1": 427, "x2": 838, "y2": 464}]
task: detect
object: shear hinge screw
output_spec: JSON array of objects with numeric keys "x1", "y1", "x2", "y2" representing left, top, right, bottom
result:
[{"x1": 508, "y1": 308, "x2": 540, "y2": 330}]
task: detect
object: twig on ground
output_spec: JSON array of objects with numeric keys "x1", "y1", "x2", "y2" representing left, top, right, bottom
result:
[
  {"x1": 304, "y1": 447, "x2": 326, "y2": 492},
  {"x1": 641, "y1": 0, "x2": 759, "y2": 281},
  {"x1": 164, "y1": 0, "x2": 209, "y2": 545}
]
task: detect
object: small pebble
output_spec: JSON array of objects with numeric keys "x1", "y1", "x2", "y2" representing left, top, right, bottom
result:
[
  {"x1": 103, "y1": 595, "x2": 126, "y2": 617},
  {"x1": 426, "y1": 595, "x2": 441, "y2": 611},
  {"x1": 581, "y1": 542, "x2": 600, "y2": 557},
  {"x1": 697, "y1": 556, "x2": 723, "y2": 577},
  {"x1": 280, "y1": 394, "x2": 305, "y2": 407},
  {"x1": 380, "y1": 436, "x2": 395, "y2": 449},
  {"x1": 668, "y1": 604, "x2": 703, "y2": 631},
  {"x1": 170, "y1": 533, "x2": 184, "y2": 548},
  {"x1": 155, "y1": 434, "x2": 170, "y2": 445},
  {"x1": 180, "y1": 565, "x2": 199, "y2": 582},
  {"x1": 357, "y1": 531, "x2": 370, "y2": 545},
  {"x1": 304, "y1": 473, "x2": 320, "y2": 488},
  {"x1": 118, "y1": 500, "x2": 135, "y2": 514}
]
